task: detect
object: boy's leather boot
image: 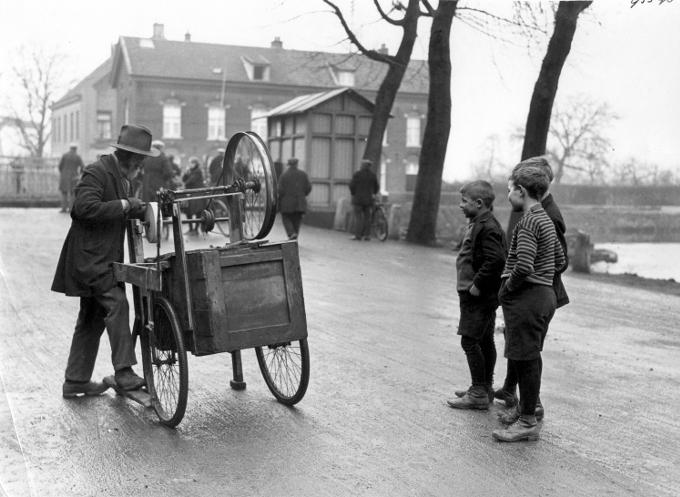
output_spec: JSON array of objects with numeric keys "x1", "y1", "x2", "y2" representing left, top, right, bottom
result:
[
  {"x1": 447, "y1": 386, "x2": 489, "y2": 410},
  {"x1": 492, "y1": 414, "x2": 541, "y2": 442},
  {"x1": 493, "y1": 388, "x2": 518, "y2": 407}
]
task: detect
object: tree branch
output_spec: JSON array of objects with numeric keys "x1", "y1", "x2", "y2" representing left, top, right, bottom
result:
[
  {"x1": 322, "y1": 0, "x2": 394, "y2": 64},
  {"x1": 373, "y1": 0, "x2": 404, "y2": 26},
  {"x1": 420, "y1": 0, "x2": 435, "y2": 16}
]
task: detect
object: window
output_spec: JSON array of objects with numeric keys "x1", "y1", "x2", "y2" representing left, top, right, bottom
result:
[
  {"x1": 96, "y1": 111, "x2": 112, "y2": 140},
  {"x1": 242, "y1": 56, "x2": 270, "y2": 82},
  {"x1": 406, "y1": 116, "x2": 421, "y2": 147},
  {"x1": 63, "y1": 115, "x2": 67, "y2": 143},
  {"x1": 250, "y1": 107, "x2": 268, "y2": 140},
  {"x1": 253, "y1": 65, "x2": 265, "y2": 81},
  {"x1": 336, "y1": 70, "x2": 355, "y2": 87},
  {"x1": 405, "y1": 160, "x2": 419, "y2": 175},
  {"x1": 70, "y1": 112, "x2": 75, "y2": 142},
  {"x1": 54, "y1": 117, "x2": 59, "y2": 143},
  {"x1": 75, "y1": 111, "x2": 80, "y2": 140},
  {"x1": 406, "y1": 159, "x2": 419, "y2": 191},
  {"x1": 207, "y1": 106, "x2": 225, "y2": 140},
  {"x1": 163, "y1": 103, "x2": 182, "y2": 139}
]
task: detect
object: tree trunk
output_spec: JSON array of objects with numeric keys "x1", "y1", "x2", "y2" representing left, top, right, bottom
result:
[
  {"x1": 508, "y1": 1, "x2": 591, "y2": 241},
  {"x1": 363, "y1": 0, "x2": 421, "y2": 167},
  {"x1": 406, "y1": 0, "x2": 457, "y2": 245},
  {"x1": 521, "y1": 1, "x2": 592, "y2": 161}
]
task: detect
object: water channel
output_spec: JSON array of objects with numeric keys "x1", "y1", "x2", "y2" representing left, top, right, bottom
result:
[{"x1": 591, "y1": 242, "x2": 680, "y2": 281}]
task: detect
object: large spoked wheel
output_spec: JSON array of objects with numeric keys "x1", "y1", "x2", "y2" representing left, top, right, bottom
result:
[
  {"x1": 255, "y1": 338, "x2": 310, "y2": 406},
  {"x1": 224, "y1": 131, "x2": 277, "y2": 240},
  {"x1": 372, "y1": 207, "x2": 389, "y2": 242},
  {"x1": 141, "y1": 296, "x2": 188, "y2": 427}
]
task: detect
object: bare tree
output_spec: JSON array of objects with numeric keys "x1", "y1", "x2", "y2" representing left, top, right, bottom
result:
[
  {"x1": 520, "y1": 1, "x2": 591, "y2": 161},
  {"x1": 507, "y1": 1, "x2": 591, "y2": 238},
  {"x1": 322, "y1": 0, "x2": 422, "y2": 167},
  {"x1": 547, "y1": 95, "x2": 617, "y2": 184},
  {"x1": 610, "y1": 157, "x2": 678, "y2": 186},
  {"x1": 5, "y1": 45, "x2": 67, "y2": 157},
  {"x1": 471, "y1": 134, "x2": 512, "y2": 183},
  {"x1": 406, "y1": 0, "x2": 457, "y2": 245}
]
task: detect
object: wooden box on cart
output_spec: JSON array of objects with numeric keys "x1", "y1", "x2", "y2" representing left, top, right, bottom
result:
[{"x1": 158, "y1": 240, "x2": 307, "y2": 356}]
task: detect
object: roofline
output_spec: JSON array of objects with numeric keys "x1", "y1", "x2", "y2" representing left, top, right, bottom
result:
[
  {"x1": 117, "y1": 35, "x2": 428, "y2": 64},
  {"x1": 51, "y1": 94, "x2": 82, "y2": 111}
]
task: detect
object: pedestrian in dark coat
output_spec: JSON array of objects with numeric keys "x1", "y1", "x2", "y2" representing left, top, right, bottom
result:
[
  {"x1": 277, "y1": 157, "x2": 312, "y2": 240},
  {"x1": 349, "y1": 158, "x2": 379, "y2": 240},
  {"x1": 52, "y1": 124, "x2": 158, "y2": 397},
  {"x1": 58, "y1": 144, "x2": 85, "y2": 212},
  {"x1": 208, "y1": 149, "x2": 225, "y2": 186},
  {"x1": 182, "y1": 156, "x2": 206, "y2": 233},
  {"x1": 140, "y1": 140, "x2": 174, "y2": 201}
]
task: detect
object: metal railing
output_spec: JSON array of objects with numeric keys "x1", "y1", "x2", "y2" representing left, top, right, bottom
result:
[{"x1": 0, "y1": 156, "x2": 60, "y2": 199}]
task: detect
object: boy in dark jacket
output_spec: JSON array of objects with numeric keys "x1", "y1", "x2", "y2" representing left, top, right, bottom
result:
[
  {"x1": 495, "y1": 157, "x2": 569, "y2": 415},
  {"x1": 447, "y1": 180, "x2": 507, "y2": 410}
]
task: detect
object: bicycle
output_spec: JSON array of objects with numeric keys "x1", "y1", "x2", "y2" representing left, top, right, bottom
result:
[{"x1": 371, "y1": 201, "x2": 389, "y2": 241}]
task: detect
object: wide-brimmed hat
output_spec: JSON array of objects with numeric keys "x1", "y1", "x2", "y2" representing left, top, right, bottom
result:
[
  {"x1": 287, "y1": 157, "x2": 299, "y2": 166},
  {"x1": 112, "y1": 124, "x2": 160, "y2": 157}
]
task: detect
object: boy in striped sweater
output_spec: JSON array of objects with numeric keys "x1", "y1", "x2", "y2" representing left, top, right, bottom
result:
[
  {"x1": 494, "y1": 156, "x2": 570, "y2": 414},
  {"x1": 492, "y1": 166, "x2": 565, "y2": 443}
]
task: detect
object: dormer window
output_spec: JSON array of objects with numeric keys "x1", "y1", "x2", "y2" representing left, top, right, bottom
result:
[
  {"x1": 241, "y1": 56, "x2": 271, "y2": 82},
  {"x1": 336, "y1": 70, "x2": 355, "y2": 87},
  {"x1": 329, "y1": 65, "x2": 355, "y2": 87},
  {"x1": 253, "y1": 65, "x2": 266, "y2": 81}
]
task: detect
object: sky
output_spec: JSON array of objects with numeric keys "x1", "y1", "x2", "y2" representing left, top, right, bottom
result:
[{"x1": 1, "y1": 0, "x2": 679, "y2": 182}]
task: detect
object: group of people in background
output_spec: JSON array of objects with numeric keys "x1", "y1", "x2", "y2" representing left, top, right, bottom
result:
[
  {"x1": 276, "y1": 156, "x2": 380, "y2": 242},
  {"x1": 447, "y1": 156, "x2": 569, "y2": 444},
  {"x1": 57, "y1": 140, "x2": 227, "y2": 235}
]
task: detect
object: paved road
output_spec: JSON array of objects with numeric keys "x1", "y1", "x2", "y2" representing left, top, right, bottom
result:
[{"x1": 0, "y1": 208, "x2": 678, "y2": 496}]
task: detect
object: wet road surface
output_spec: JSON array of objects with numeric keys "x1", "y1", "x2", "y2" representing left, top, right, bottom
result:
[{"x1": 0, "y1": 208, "x2": 678, "y2": 496}]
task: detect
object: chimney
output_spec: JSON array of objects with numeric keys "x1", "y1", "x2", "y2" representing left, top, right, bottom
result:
[
  {"x1": 185, "y1": 31, "x2": 191, "y2": 42},
  {"x1": 152, "y1": 23, "x2": 165, "y2": 40},
  {"x1": 271, "y1": 36, "x2": 283, "y2": 49},
  {"x1": 378, "y1": 43, "x2": 388, "y2": 55}
]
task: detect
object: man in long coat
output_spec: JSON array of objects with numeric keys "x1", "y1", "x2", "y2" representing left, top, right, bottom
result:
[
  {"x1": 277, "y1": 157, "x2": 312, "y2": 240},
  {"x1": 58, "y1": 144, "x2": 85, "y2": 212},
  {"x1": 52, "y1": 124, "x2": 159, "y2": 397},
  {"x1": 349, "y1": 158, "x2": 379, "y2": 240}
]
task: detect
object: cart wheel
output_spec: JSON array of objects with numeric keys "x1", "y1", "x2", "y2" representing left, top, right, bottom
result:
[
  {"x1": 141, "y1": 296, "x2": 188, "y2": 427},
  {"x1": 223, "y1": 131, "x2": 277, "y2": 240},
  {"x1": 255, "y1": 338, "x2": 309, "y2": 405},
  {"x1": 211, "y1": 198, "x2": 230, "y2": 237}
]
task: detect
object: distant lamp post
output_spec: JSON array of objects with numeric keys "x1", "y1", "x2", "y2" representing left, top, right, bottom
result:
[{"x1": 212, "y1": 67, "x2": 226, "y2": 108}]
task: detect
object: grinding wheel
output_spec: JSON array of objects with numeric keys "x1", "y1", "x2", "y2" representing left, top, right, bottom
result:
[{"x1": 144, "y1": 202, "x2": 160, "y2": 243}]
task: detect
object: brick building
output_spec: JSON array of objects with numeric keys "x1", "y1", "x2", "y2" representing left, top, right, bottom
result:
[{"x1": 51, "y1": 23, "x2": 428, "y2": 196}]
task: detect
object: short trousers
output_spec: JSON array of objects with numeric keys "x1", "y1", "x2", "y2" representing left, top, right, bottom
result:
[
  {"x1": 457, "y1": 291, "x2": 498, "y2": 340},
  {"x1": 500, "y1": 282, "x2": 556, "y2": 360}
]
